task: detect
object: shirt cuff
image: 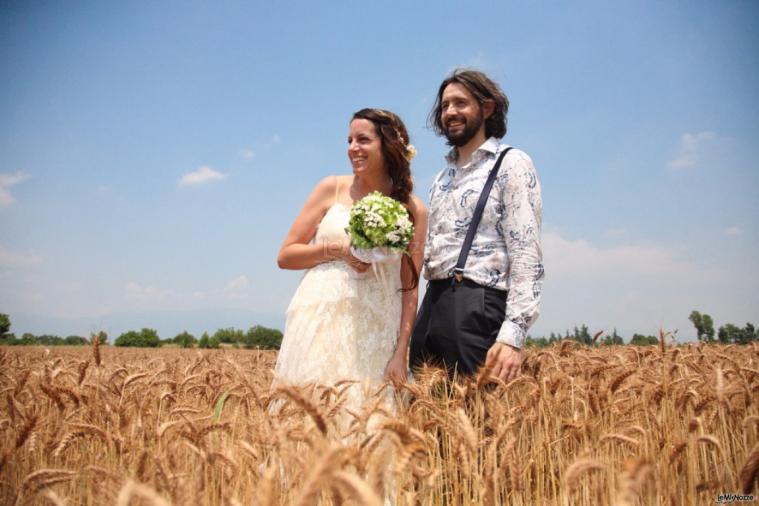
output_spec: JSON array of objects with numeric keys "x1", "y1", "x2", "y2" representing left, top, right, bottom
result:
[{"x1": 496, "y1": 320, "x2": 526, "y2": 349}]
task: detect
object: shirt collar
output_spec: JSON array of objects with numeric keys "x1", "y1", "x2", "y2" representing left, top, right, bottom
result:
[{"x1": 445, "y1": 137, "x2": 501, "y2": 165}]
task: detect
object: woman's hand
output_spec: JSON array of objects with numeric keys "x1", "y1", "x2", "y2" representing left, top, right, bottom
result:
[
  {"x1": 384, "y1": 351, "x2": 408, "y2": 386},
  {"x1": 333, "y1": 242, "x2": 370, "y2": 273}
]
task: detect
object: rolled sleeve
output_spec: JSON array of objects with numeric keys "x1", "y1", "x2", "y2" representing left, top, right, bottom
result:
[{"x1": 495, "y1": 152, "x2": 544, "y2": 349}]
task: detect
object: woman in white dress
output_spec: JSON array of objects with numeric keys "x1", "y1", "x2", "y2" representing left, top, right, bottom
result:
[{"x1": 274, "y1": 109, "x2": 427, "y2": 408}]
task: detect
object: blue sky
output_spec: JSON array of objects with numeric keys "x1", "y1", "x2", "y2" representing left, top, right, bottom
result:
[{"x1": 1, "y1": 1, "x2": 757, "y2": 342}]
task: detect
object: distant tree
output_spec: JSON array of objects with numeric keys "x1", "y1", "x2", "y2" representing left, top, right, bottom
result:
[
  {"x1": 714, "y1": 322, "x2": 757, "y2": 344},
  {"x1": 212, "y1": 327, "x2": 244, "y2": 345},
  {"x1": 0, "y1": 313, "x2": 10, "y2": 337},
  {"x1": 717, "y1": 324, "x2": 736, "y2": 344},
  {"x1": 689, "y1": 311, "x2": 715, "y2": 342},
  {"x1": 702, "y1": 314, "x2": 715, "y2": 341},
  {"x1": 64, "y1": 335, "x2": 88, "y2": 345},
  {"x1": 115, "y1": 331, "x2": 140, "y2": 347},
  {"x1": 689, "y1": 311, "x2": 703, "y2": 340},
  {"x1": 91, "y1": 331, "x2": 108, "y2": 345},
  {"x1": 115, "y1": 328, "x2": 160, "y2": 347},
  {"x1": 241, "y1": 325, "x2": 283, "y2": 349},
  {"x1": 602, "y1": 329, "x2": 624, "y2": 346},
  {"x1": 198, "y1": 332, "x2": 220, "y2": 349},
  {"x1": 570, "y1": 325, "x2": 592, "y2": 345},
  {"x1": 173, "y1": 331, "x2": 197, "y2": 348},
  {"x1": 240, "y1": 329, "x2": 256, "y2": 349},
  {"x1": 525, "y1": 336, "x2": 549, "y2": 348},
  {"x1": 141, "y1": 328, "x2": 160, "y2": 347},
  {"x1": 740, "y1": 323, "x2": 758, "y2": 344},
  {"x1": 630, "y1": 334, "x2": 658, "y2": 346},
  {"x1": 35, "y1": 334, "x2": 64, "y2": 345}
]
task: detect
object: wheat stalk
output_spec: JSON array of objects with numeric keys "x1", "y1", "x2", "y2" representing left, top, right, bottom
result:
[
  {"x1": 564, "y1": 458, "x2": 604, "y2": 491},
  {"x1": 739, "y1": 442, "x2": 759, "y2": 494},
  {"x1": 116, "y1": 480, "x2": 171, "y2": 506}
]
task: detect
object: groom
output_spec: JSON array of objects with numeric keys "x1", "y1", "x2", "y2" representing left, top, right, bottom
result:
[{"x1": 410, "y1": 69, "x2": 544, "y2": 382}]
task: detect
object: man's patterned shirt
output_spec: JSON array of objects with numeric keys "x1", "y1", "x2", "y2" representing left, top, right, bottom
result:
[{"x1": 423, "y1": 137, "x2": 544, "y2": 349}]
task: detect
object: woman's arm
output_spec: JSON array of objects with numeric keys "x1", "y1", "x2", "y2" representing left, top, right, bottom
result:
[
  {"x1": 277, "y1": 176, "x2": 369, "y2": 272},
  {"x1": 277, "y1": 177, "x2": 339, "y2": 270},
  {"x1": 385, "y1": 195, "x2": 428, "y2": 385}
]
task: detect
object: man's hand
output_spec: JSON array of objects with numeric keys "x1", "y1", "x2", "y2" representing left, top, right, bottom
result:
[{"x1": 484, "y1": 342, "x2": 523, "y2": 382}]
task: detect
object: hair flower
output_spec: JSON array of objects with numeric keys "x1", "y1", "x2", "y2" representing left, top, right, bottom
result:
[{"x1": 406, "y1": 144, "x2": 417, "y2": 161}]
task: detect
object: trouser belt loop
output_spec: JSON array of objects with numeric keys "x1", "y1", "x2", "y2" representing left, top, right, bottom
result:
[{"x1": 451, "y1": 269, "x2": 464, "y2": 290}]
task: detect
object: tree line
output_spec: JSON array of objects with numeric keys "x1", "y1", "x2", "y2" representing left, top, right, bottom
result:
[
  {"x1": 2, "y1": 310, "x2": 755, "y2": 349},
  {"x1": 687, "y1": 310, "x2": 757, "y2": 344},
  {"x1": 525, "y1": 309, "x2": 757, "y2": 347},
  {"x1": 112, "y1": 326, "x2": 283, "y2": 349},
  {"x1": 0, "y1": 313, "x2": 282, "y2": 350}
]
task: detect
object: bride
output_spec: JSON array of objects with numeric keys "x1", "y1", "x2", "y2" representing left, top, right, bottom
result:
[{"x1": 274, "y1": 108, "x2": 427, "y2": 408}]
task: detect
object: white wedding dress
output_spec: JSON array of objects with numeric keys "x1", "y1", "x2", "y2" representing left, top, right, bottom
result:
[{"x1": 274, "y1": 201, "x2": 402, "y2": 410}]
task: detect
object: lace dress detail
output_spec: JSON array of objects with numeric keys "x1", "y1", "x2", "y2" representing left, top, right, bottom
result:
[{"x1": 274, "y1": 203, "x2": 402, "y2": 409}]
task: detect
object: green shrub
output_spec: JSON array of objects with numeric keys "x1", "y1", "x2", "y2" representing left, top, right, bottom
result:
[
  {"x1": 115, "y1": 328, "x2": 161, "y2": 347},
  {"x1": 241, "y1": 325, "x2": 283, "y2": 349},
  {"x1": 173, "y1": 331, "x2": 197, "y2": 348}
]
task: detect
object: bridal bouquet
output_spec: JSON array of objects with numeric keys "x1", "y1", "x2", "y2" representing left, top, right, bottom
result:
[{"x1": 346, "y1": 191, "x2": 414, "y2": 264}]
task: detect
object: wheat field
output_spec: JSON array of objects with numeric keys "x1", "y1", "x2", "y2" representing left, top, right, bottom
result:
[{"x1": 1, "y1": 340, "x2": 758, "y2": 505}]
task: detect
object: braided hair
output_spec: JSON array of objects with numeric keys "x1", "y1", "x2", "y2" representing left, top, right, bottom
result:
[{"x1": 351, "y1": 108, "x2": 418, "y2": 290}]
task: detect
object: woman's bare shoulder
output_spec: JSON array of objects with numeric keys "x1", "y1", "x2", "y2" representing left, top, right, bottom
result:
[
  {"x1": 407, "y1": 194, "x2": 428, "y2": 216},
  {"x1": 311, "y1": 175, "x2": 346, "y2": 200}
]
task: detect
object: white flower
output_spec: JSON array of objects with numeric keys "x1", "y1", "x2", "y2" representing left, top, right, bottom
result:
[
  {"x1": 406, "y1": 144, "x2": 417, "y2": 161},
  {"x1": 346, "y1": 191, "x2": 415, "y2": 251}
]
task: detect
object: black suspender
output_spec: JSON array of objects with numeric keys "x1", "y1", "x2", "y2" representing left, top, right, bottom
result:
[{"x1": 452, "y1": 147, "x2": 514, "y2": 284}]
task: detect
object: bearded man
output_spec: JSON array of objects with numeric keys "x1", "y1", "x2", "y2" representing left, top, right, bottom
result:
[{"x1": 410, "y1": 69, "x2": 544, "y2": 381}]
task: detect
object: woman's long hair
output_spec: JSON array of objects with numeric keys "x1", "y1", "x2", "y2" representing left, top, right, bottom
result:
[{"x1": 351, "y1": 108, "x2": 418, "y2": 290}]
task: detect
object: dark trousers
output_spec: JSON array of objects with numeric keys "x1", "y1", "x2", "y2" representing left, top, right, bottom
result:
[{"x1": 409, "y1": 278, "x2": 507, "y2": 376}]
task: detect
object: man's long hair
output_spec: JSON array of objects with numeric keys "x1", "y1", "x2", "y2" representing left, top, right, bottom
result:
[{"x1": 428, "y1": 68, "x2": 510, "y2": 139}]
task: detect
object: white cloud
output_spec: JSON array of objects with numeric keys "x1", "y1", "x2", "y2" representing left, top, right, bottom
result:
[
  {"x1": 0, "y1": 245, "x2": 43, "y2": 266},
  {"x1": 224, "y1": 275, "x2": 250, "y2": 293},
  {"x1": 124, "y1": 274, "x2": 253, "y2": 307},
  {"x1": 450, "y1": 52, "x2": 490, "y2": 72},
  {"x1": 178, "y1": 166, "x2": 227, "y2": 186},
  {"x1": 125, "y1": 281, "x2": 168, "y2": 303},
  {"x1": 666, "y1": 131, "x2": 717, "y2": 169},
  {"x1": 533, "y1": 231, "x2": 731, "y2": 339},
  {"x1": 605, "y1": 228, "x2": 628, "y2": 239},
  {"x1": 240, "y1": 148, "x2": 255, "y2": 160},
  {"x1": 724, "y1": 226, "x2": 742, "y2": 237},
  {"x1": 543, "y1": 231, "x2": 709, "y2": 283},
  {"x1": 0, "y1": 171, "x2": 30, "y2": 206}
]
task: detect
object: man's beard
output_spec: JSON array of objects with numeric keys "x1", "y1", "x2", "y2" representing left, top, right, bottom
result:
[{"x1": 443, "y1": 110, "x2": 484, "y2": 147}]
